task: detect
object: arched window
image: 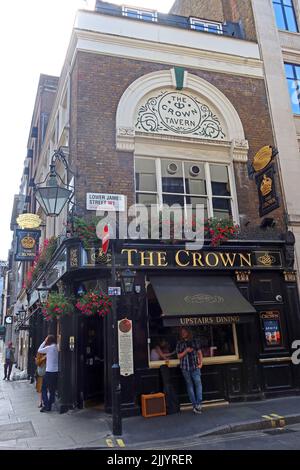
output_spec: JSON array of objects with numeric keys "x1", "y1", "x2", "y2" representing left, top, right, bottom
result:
[{"x1": 116, "y1": 69, "x2": 249, "y2": 224}]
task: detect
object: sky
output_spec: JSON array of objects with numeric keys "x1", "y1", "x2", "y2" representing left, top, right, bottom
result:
[{"x1": 0, "y1": 0, "x2": 173, "y2": 260}]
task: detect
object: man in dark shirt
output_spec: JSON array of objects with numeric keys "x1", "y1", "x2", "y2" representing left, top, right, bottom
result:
[{"x1": 176, "y1": 327, "x2": 203, "y2": 414}]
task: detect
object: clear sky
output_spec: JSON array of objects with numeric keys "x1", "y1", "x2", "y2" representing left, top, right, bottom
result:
[{"x1": 0, "y1": 0, "x2": 173, "y2": 260}]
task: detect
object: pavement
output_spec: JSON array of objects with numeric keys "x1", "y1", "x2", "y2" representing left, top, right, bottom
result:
[{"x1": 1, "y1": 351, "x2": 300, "y2": 450}]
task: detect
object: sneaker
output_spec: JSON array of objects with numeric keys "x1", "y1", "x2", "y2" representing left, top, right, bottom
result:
[
  {"x1": 40, "y1": 407, "x2": 51, "y2": 413},
  {"x1": 196, "y1": 404, "x2": 202, "y2": 412},
  {"x1": 193, "y1": 407, "x2": 202, "y2": 414}
]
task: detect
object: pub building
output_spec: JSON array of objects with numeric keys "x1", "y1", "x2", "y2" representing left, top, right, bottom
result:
[{"x1": 17, "y1": 0, "x2": 300, "y2": 415}]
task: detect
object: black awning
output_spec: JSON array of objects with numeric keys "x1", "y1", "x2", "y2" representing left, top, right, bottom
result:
[{"x1": 149, "y1": 275, "x2": 256, "y2": 326}]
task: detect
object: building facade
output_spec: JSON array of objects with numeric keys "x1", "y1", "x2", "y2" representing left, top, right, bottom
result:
[
  {"x1": 172, "y1": 0, "x2": 300, "y2": 285},
  {"x1": 8, "y1": 0, "x2": 300, "y2": 415}
]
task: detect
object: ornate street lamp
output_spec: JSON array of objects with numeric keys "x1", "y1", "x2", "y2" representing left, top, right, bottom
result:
[
  {"x1": 36, "y1": 279, "x2": 50, "y2": 304},
  {"x1": 34, "y1": 148, "x2": 74, "y2": 217},
  {"x1": 120, "y1": 269, "x2": 136, "y2": 294}
]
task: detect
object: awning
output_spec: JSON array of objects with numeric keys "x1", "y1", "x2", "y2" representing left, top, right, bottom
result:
[{"x1": 150, "y1": 276, "x2": 256, "y2": 327}]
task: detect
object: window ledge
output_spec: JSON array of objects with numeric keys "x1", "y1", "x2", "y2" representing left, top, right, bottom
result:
[{"x1": 149, "y1": 357, "x2": 242, "y2": 368}]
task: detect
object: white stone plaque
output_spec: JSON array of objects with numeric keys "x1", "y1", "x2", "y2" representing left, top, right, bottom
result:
[{"x1": 118, "y1": 318, "x2": 134, "y2": 377}]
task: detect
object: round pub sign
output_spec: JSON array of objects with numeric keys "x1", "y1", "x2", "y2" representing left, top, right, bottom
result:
[{"x1": 253, "y1": 146, "x2": 273, "y2": 173}]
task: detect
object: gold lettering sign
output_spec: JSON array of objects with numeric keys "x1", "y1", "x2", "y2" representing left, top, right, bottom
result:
[
  {"x1": 253, "y1": 146, "x2": 273, "y2": 172},
  {"x1": 179, "y1": 315, "x2": 240, "y2": 326},
  {"x1": 121, "y1": 249, "x2": 253, "y2": 269}
]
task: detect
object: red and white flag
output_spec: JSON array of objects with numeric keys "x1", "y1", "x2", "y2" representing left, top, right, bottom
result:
[{"x1": 102, "y1": 224, "x2": 110, "y2": 255}]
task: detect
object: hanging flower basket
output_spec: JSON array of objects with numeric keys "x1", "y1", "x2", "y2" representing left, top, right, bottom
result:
[
  {"x1": 42, "y1": 292, "x2": 74, "y2": 322},
  {"x1": 205, "y1": 218, "x2": 239, "y2": 247},
  {"x1": 76, "y1": 291, "x2": 112, "y2": 318}
]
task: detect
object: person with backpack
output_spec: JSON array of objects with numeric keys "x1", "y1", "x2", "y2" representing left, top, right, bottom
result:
[{"x1": 3, "y1": 341, "x2": 15, "y2": 381}]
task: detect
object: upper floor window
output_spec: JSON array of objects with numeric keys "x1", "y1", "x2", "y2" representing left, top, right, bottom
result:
[
  {"x1": 285, "y1": 63, "x2": 300, "y2": 114},
  {"x1": 135, "y1": 157, "x2": 235, "y2": 220},
  {"x1": 273, "y1": 0, "x2": 298, "y2": 32},
  {"x1": 190, "y1": 18, "x2": 223, "y2": 35},
  {"x1": 122, "y1": 6, "x2": 157, "y2": 22}
]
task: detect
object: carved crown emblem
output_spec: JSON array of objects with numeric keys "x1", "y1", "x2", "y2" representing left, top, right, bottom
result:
[
  {"x1": 258, "y1": 254, "x2": 276, "y2": 266},
  {"x1": 260, "y1": 174, "x2": 272, "y2": 197},
  {"x1": 21, "y1": 236, "x2": 35, "y2": 249}
]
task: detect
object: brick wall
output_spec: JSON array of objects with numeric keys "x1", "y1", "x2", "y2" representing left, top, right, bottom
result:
[
  {"x1": 171, "y1": 0, "x2": 225, "y2": 22},
  {"x1": 70, "y1": 52, "x2": 284, "y2": 232},
  {"x1": 170, "y1": 0, "x2": 257, "y2": 41}
]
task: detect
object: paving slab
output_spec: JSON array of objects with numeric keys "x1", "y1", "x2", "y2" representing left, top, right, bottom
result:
[{"x1": 1, "y1": 352, "x2": 300, "y2": 449}]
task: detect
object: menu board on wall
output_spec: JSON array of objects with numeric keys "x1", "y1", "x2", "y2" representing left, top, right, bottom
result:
[{"x1": 118, "y1": 318, "x2": 134, "y2": 377}]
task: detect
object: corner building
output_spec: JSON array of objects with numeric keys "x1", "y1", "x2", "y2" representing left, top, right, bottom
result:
[{"x1": 22, "y1": 1, "x2": 300, "y2": 415}]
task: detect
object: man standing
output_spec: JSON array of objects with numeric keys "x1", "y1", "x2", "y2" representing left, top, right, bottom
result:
[
  {"x1": 38, "y1": 335, "x2": 58, "y2": 412},
  {"x1": 176, "y1": 327, "x2": 203, "y2": 414},
  {"x1": 3, "y1": 342, "x2": 15, "y2": 381}
]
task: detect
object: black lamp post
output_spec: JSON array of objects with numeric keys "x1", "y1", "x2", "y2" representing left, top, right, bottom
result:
[
  {"x1": 15, "y1": 305, "x2": 28, "y2": 330},
  {"x1": 37, "y1": 279, "x2": 50, "y2": 304},
  {"x1": 34, "y1": 148, "x2": 74, "y2": 217},
  {"x1": 120, "y1": 269, "x2": 136, "y2": 294}
]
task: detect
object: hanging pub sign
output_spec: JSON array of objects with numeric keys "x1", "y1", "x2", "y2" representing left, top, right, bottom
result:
[
  {"x1": 15, "y1": 229, "x2": 41, "y2": 261},
  {"x1": 16, "y1": 213, "x2": 42, "y2": 229},
  {"x1": 255, "y1": 166, "x2": 280, "y2": 217},
  {"x1": 249, "y1": 145, "x2": 278, "y2": 177}
]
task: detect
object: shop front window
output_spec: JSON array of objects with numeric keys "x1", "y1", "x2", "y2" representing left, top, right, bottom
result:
[{"x1": 148, "y1": 293, "x2": 239, "y2": 367}]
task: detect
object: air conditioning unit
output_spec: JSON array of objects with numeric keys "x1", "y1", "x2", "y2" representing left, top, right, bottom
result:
[{"x1": 141, "y1": 393, "x2": 166, "y2": 418}]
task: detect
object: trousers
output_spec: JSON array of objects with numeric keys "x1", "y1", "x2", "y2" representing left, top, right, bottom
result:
[
  {"x1": 42, "y1": 372, "x2": 58, "y2": 410},
  {"x1": 182, "y1": 368, "x2": 203, "y2": 408}
]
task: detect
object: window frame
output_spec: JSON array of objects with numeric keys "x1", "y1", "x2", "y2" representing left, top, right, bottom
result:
[
  {"x1": 122, "y1": 6, "x2": 158, "y2": 22},
  {"x1": 272, "y1": 0, "x2": 298, "y2": 33},
  {"x1": 135, "y1": 156, "x2": 239, "y2": 222},
  {"x1": 189, "y1": 17, "x2": 223, "y2": 35}
]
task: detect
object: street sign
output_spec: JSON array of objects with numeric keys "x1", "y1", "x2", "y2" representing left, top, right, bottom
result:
[{"x1": 86, "y1": 193, "x2": 125, "y2": 211}]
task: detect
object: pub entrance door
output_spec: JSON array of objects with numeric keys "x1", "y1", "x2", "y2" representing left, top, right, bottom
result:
[{"x1": 78, "y1": 315, "x2": 105, "y2": 408}]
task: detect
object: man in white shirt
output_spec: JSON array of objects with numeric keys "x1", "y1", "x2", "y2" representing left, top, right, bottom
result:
[{"x1": 38, "y1": 335, "x2": 58, "y2": 412}]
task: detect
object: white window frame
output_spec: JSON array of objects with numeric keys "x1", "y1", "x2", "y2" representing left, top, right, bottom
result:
[
  {"x1": 135, "y1": 156, "x2": 239, "y2": 223},
  {"x1": 122, "y1": 6, "x2": 157, "y2": 22},
  {"x1": 190, "y1": 17, "x2": 223, "y2": 35}
]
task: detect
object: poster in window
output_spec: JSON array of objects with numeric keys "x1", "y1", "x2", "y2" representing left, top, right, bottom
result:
[
  {"x1": 261, "y1": 311, "x2": 282, "y2": 347},
  {"x1": 264, "y1": 319, "x2": 281, "y2": 346}
]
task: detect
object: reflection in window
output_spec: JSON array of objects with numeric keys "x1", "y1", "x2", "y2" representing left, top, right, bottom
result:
[
  {"x1": 273, "y1": 0, "x2": 298, "y2": 32},
  {"x1": 285, "y1": 63, "x2": 300, "y2": 114}
]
